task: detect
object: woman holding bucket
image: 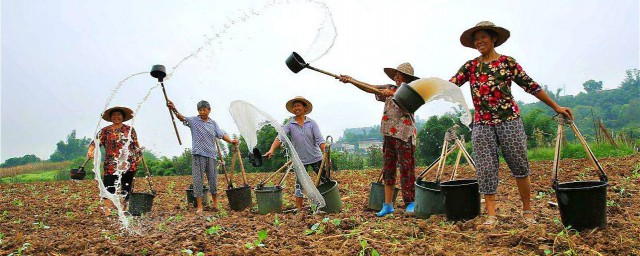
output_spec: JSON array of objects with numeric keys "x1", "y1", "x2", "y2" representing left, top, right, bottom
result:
[
  {"x1": 167, "y1": 100, "x2": 238, "y2": 214},
  {"x1": 87, "y1": 106, "x2": 141, "y2": 215},
  {"x1": 263, "y1": 96, "x2": 328, "y2": 213},
  {"x1": 338, "y1": 63, "x2": 419, "y2": 217},
  {"x1": 449, "y1": 21, "x2": 573, "y2": 228}
]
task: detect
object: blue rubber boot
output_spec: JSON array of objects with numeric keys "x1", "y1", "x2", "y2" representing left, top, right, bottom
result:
[
  {"x1": 405, "y1": 202, "x2": 415, "y2": 213},
  {"x1": 376, "y1": 203, "x2": 394, "y2": 217}
]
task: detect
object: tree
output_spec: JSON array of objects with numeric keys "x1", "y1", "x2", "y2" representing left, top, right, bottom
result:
[
  {"x1": 49, "y1": 130, "x2": 92, "y2": 162},
  {"x1": 0, "y1": 154, "x2": 41, "y2": 168},
  {"x1": 416, "y1": 116, "x2": 455, "y2": 165},
  {"x1": 366, "y1": 145, "x2": 383, "y2": 168},
  {"x1": 583, "y1": 79, "x2": 603, "y2": 93}
]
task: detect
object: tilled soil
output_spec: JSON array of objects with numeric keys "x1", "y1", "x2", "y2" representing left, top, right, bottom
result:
[{"x1": 1, "y1": 155, "x2": 639, "y2": 255}]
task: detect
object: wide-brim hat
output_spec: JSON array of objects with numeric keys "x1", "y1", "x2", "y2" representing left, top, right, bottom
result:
[
  {"x1": 383, "y1": 62, "x2": 419, "y2": 82},
  {"x1": 102, "y1": 106, "x2": 134, "y2": 122},
  {"x1": 460, "y1": 21, "x2": 510, "y2": 48},
  {"x1": 286, "y1": 96, "x2": 313, "y2": 115}
]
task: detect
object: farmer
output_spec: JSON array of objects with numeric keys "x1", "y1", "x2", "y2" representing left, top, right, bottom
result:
[
  {"x1": 449, "y1": 21, "x2": 573, "y2": 228},
  {"x1": 87, "y1": 106, "x2": 141, "y2": 215},
  {"x1": 263, "y1": 96, "x2": 328, "y2": 213},
  {"x1": 338, "y1": 63, "x2": 419, "y2": 217},
  {"x1": 167, "y1": 100, "x2": 238, "y2": 214}
]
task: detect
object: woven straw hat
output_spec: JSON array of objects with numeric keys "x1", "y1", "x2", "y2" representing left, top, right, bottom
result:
[
  {"x1": 102, "y1": 106, "x2": 134, "y2": 122},
  {"x1": 286, "y1": 96, "x2": 313, "y2": 115},
  {"x1": 383, "y1": 63, "x2": 419, "y2": 82},
  {"x1": 460, "y1": 21, "x2": 510, "y2": 48}
]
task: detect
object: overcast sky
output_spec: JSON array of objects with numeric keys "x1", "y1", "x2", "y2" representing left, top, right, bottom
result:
[{"x1": 1, "y1": 0, "x2": 638, "y2": 162}]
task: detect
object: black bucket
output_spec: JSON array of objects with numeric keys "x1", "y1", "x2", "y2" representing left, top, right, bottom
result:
[
  {"x1": 440, "y1": 179, "x2": 480, "y2": 221},
  {"x1": 128, "y1": 192, "x2": 154, "y2": 216},
  {"x1": 186, "y1": 185, "x2": 212, "y2": 208},
  {"x1": 254, "y1": 186, "x2": 283, "y2": 214},
  {"x1": 554, "y1": 181, "x2": 607, "y2": 230},
  {"x1": 318, "y1": 180, "x2": 342, "y2": 213},
  {"x1": 367, "y1": 182, "x2": 400, "y2": 211},
  {"x1": 226, "y1": 185, "x2": 253, "y2": 211},
  {"x1": 414, "y1": 181, "x2": 444, "y2": 219},
  {"x1": 392, "y1": 83, "x2": 425, "y2": 113}
]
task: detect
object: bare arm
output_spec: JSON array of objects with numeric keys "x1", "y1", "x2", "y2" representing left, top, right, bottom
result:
[
  {"x1": 534, "y1": 90, "x2": 574, "y2": 120},
  {"x1": 221, "y1": 134, "x2": 238, "y2": 145},
  {"x1": 263, "y1": 138, "x2": 282, "y2": 158},
  {"x1": 166, "y1": 100, "x2": 186, "y2": 122},
  {"x1": 337, "y1": 75, "x2": 387, "y2": 96}
]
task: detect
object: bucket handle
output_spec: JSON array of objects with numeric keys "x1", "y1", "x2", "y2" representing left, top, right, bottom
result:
[
  {"x1": 258, "y1": 160, "x2": 292, "y2": 187},
  {"x1": 214, "y1": 138, "x2": 234, "y2": 189},
  {"x1": 552, "y1": 115, "x2": 608, "y2": 189},
  {"x1": 315, "y1": 135, "x2": 333, "y2": 187},
  {"x1": 139, "y1": 154, "x2": 156, "y2": 196}
]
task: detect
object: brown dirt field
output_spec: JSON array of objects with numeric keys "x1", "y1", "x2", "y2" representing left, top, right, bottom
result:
[{"x1": 1, "y1": 155, "x2": 639, "y2": 255}]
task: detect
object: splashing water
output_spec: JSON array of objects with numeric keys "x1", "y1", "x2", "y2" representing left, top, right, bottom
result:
[
  {"x1": 408, "y1": 77, "x2": 472, "y2": 126},
  {"x1": 90, "y1": 0, "x2": 338, "y2": 229},
  {"x1": 166, "y1": 0, "x2": 337, "y2": 81},
  {"x1": 229, "y1": 100, "x2": 326, "y2": 210}
]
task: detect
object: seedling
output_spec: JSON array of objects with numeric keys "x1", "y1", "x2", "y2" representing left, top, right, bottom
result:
[
  {"x1": 8, "y1": 242, "x2": 31, "y2": 256},
  {"x1": 12, "y1": 199, "x2": 23, "y2": 206},
  {"x1": 181, "y1": 249, "x2": 204, "y2": 256},
  {"x1": 206, "y1": 225, "x2": 222, "y2": 236},
  {"x1": 0, "y1": 232, "x2": 5, "y2": 245},
  {"x1": 273, "y1": 214, "x2": 282, "y2": 227},
  {"x1": 245, "y1": 230, "x2": 267, "y2": 249},
  {"x1": 358, "y1": 239, "x2": 380, "y2": 256}
]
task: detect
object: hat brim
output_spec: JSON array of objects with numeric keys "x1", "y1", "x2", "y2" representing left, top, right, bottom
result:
[
  {"x1": 460, "y1": 25, "x2": 510, "y2": 48},
  {"x1": 286, "y1": 98, "x2": 313, "y2": 115},
  {"x1": 102, "y1": 106, "x2": 134, "y2": 122},
  {"x1": 383, "y1": 68, "x2": 419, "y2": 83}
]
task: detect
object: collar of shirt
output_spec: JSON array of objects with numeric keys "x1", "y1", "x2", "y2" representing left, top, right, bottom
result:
[
  {"x1": 195, "y1": 117, "x2": 213, "y2": 123},
  {"x1": 289, "y1": 117, "x2": 310, "y2": 125}
]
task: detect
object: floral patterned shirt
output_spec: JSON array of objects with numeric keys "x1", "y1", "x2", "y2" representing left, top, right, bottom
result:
[
  {"x1": 375, "y1": 84, "x2": 417, "y2": 145},
  {"x1": 450, "y1": 55, "x2": 542, "y2": 125},
  {"x1": 90, "y1": 124, "x2": 140, "y2": 175}
]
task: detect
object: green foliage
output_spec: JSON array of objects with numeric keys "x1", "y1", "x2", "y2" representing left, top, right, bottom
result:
[
  {"x1": 416, "y1": 115, "x2": 471, "y2": 165},
  {"x1": 331, "y1": 151, "x2": 364, "y2": 170},
  {"x1": 8, "y1": 242, "x2": 31, "y2": 256},
  {"x1": 582, "y1": 79, "x2": 603, "y2": 92},
  {"x1": 0, "y1": 155, "x2": 41, "y2": 168},
  {"x1": 358, "y1": 239, "x2": 380, "y2": 256},
  {"x1": 521, "y1": 108, "x2": 556, "y2": 148},
  {"x1": 49, "y1": 130, "x2": 92, "y2": 162}
]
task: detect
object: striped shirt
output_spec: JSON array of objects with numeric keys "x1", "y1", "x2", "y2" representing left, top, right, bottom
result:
[
  {"x1": 279, "y1": 117, "x2": 325, "y2": 165},
  {"x1": 183, "y1": 116, "x2": 224, "y2": 159}
]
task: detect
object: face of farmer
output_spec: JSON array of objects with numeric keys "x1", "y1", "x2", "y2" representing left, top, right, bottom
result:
[
  {"x1": 110, "y1": 111, "x2": 123, "y2": 125},
  {"x1": 291, "y1": 101, "x2": 307, "y2": 117},
  {"x1": 393, "y1": 71, "x2": 407, "y2": 87},
  {"x1": 473, "y1": 30, "x2": 496, "y2": 56},
  {"x1": 198, "y1": 107, "x2": 211, "y2": 120}
]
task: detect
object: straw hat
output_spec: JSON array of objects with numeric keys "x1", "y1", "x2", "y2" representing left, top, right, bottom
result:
[
  {"x1": 460, "y1": 21, "x2": 510, "y2": 48},
  {"x1": 102, "y1": 106, "x2": 134, "y2": 122},
  {"x1": 383, "y1": 63, "x2": 419, "y2": 82},
  {"x1": 286, "y1": 96, "x2": 313, "y2": 115}
]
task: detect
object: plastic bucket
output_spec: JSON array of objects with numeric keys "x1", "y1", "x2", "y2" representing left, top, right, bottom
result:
[
  {"x1": 440, "y1": 179, "x2": 480, "y2": 221},
  {"x1": 254, "y1": 186, "x2": 283, "y2": 214},
  {"x1": 414, "y1": 180, "x2": 444, "y2": 219},
  {"x1": 317, "y1": 180, "x2": 342, "y2": 213},
  {"x1": 128, "y1": 192, "x2": 154, "y2": 216},
  {"x1": 226, "y1": 185, "x2": 253, "y2": 211},
  {"x1": 186, "y1": 185, "x2": 212, "y2": 208},
  {"x1": 555, "y1": 181, "x2": 607, "y2": 230},
  {"x1": 367, "y1": 182, "x2": 400, "y2": 211}
]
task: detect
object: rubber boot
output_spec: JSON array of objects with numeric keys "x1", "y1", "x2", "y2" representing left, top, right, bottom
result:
[
  {"x1": 405, "y1": 202, "x2": 415, "y2": 213},
  {"x1": 376, "y1": 203, "x2": 394, "y2": 217}
]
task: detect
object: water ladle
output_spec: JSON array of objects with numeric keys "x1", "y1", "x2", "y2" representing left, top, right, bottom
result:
[
  {"x1": 150, "y1": 64, "x2": 182, "y2": 145},
  {"x1": 70, "y1": 158, "x2": 90, "y2": 180},
  {"x1": 285, "y1": 52, "x2": 382, "y2": 92}
]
